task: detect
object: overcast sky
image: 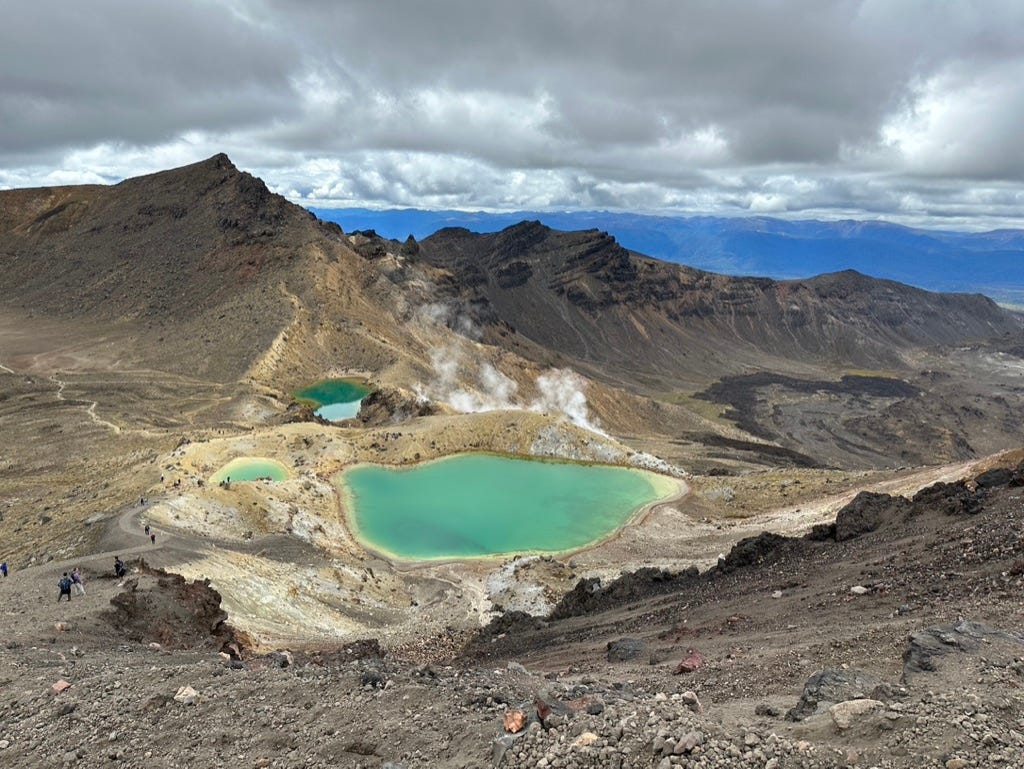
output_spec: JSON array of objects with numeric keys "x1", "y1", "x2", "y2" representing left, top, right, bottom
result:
[{"x1": 2, "y1": 0, "x2": 1023, "y2": 229}]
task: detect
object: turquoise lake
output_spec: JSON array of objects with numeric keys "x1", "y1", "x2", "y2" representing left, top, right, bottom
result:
[
  {"x1": 339, "y1": 454, "x2": 676, "y2": 560},
  {"x1": 296, "y1": 379, "x2": 372, "y2": 421},
  {"x1": 210, "y1": 457, "x2": 290, "y2": 484}
]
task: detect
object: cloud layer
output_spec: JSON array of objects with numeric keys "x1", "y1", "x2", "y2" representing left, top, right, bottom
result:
[{"x1": 2, "y1": 1, "x2": 1023, "y2": 228}]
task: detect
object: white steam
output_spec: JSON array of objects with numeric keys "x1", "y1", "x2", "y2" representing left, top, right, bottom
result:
[
  {"x1": 417, "y1": 347, "x2": 603, "y2": 435},
  {"x1": 479, "y1": 363, "x2": 519, "y2": 405},
  {"x1": 414, "y1": 301, "x2": 603, "y2": 434},
  {"x1": 529, "y1": 369, "x2": 603, "y2": 434},
  {"x1": 415, "y1": 302, "x2": 482, "y2": 340},
  {"x1": 419, "y1": 345, "x2": 519, "y2": 413}
]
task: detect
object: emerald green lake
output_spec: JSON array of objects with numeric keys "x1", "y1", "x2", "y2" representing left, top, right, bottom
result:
[
  {"x1": 295, "y1": 379, "x2": 371, "y2": 421},
  {"x1": 339, "y1": 454, "x2": 676, "y2": 560},
  {"x1": 210, "y1": 457, "x2": 290, "y2": 484}
]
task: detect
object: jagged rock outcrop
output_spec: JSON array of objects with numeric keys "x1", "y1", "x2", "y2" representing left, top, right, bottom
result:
[
  {"x1": 903, "y1": 621, "x2": 1024, "y2": 681},
  {"x1": 415, "y1": 222, "x2": 1022, "y2": 388},
  {"x1": 785, "y1": 669, "x2": 892, "y2": 721},
  {"x1": 102, "y1": 565, "x2": 237, "y2": 651},
  {"x1": 833, "y1": 491, "x2": 913, "y2": 541}
]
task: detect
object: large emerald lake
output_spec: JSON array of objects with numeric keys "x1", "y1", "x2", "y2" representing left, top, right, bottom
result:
[
  {"x1": 339, "y1": 454, "x2": 676, "y2": 560},
  {"x1": 296, "y1": 379, "x2": 371, "y2": 421}
]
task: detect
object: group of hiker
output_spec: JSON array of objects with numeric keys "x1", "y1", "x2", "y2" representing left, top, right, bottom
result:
[
  {"x1": 57, "y1": 555, "x2": 130, "y2": 602},
  {"x1": 56, "y1": 567, "x2": 87, "y2": 602},
  {"x1": 55, "y1": 518, "x2": 159, "y2": 602}
]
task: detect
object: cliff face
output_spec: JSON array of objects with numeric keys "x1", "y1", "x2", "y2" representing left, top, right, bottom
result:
[{"x1": 416, "y1": 222, "x2": 1020, "y2": 387}]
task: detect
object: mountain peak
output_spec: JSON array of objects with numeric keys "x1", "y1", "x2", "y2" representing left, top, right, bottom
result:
[
  {"x1": 504, "y1": 219, "x2": 548, "y2": 234},
  {"x1": 113, "y1": 152, "x2": 245, "y2": 193},
  {"x1": 202, "y1": 152, "x2": 237, "y2": 171}
]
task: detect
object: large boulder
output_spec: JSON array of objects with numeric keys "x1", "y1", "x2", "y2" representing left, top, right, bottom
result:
[
  {"x1": 829, "y1": 698, "x2": 885, "y2": 731},
  {"x1": 834, "y1": 491, "x2": 911, "y2": 541},
  {"x1": 911, "y1": 481, "x2": 983, "y2": 516},
  {"x1": 786, "y1": 669, "x2": 890, "y2": 721},
  {"x1": 358, "y1": 386, "x2": 441, "y2": 426},
  {"x1": 714, "y1": 532, "x2": 796, "y2": 574},
  {"x1": 973, "y1": 467, "x2": 1015, "y2": 488},
  {"x1": 549, "y1": 567, "x2": 698, "y2": 620},
  {"x1": 102, "y1": 567, "x2": 237, "y2": 653},
  {"x1": 903, "y1": 620, "x2": 1024, "y2": 681},
  {"x1": 606, "y1": 637, "x2": 648, "y2": 662}
]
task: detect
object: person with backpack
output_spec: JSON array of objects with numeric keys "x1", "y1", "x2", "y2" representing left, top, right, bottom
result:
[
  {"x1": 1, "y1": 561, "x2": 7, "y2": 577},
  {"x1": 71, "y1": 567, "x2": 85, "y2": 596},
  {"x1": 113, "y1": 557, "x2": 126, "y2": 578},
  {"x1": 57, "y1": 573, "x2": 72, "y2": 602}
]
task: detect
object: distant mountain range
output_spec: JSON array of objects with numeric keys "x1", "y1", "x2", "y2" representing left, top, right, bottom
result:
[
  {"x1": 3, "y1": 155, "x2": 1023, "y2": 469},
  {"x1": 310, "y1": 208, "x2": 1024, "y2": 307}
]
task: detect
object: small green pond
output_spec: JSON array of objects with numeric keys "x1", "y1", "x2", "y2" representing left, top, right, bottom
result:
[
  {"x1": 295, "y1": 379, "x2": 372, "y2": 421},
  {"x1": 210, "y1": 457, "x2": 290, "y2": 484},
  {"x1": 338, "y1": 454, "x2": 676, "y2": 560}
]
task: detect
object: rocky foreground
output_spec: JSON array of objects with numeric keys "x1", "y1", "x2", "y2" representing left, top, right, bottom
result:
[{"x1": 2, "y1": 463, "x2": 1024, "y2": 769}]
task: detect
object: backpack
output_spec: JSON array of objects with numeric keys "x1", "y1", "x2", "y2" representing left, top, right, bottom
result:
[{"x1": 59, "y1": 577, "x2": 72, "y2": 592}]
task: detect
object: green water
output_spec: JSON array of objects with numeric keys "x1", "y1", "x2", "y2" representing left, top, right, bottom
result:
[
  {"x1": 210, "y1": 457, "x2": 290, "y2": 484},
  {"x1": 339, "y1": 454, "x2": 676, "y2": 560},
  {"x1": 295, "y1": 379, "x2": 371, "y2": 421}
]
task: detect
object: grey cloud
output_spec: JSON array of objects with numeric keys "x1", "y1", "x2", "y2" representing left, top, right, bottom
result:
[
  {"x1": 1, "y1": 0, "x2": 1023, "y2": 228},
  {"x1": 0, "y1": 1, "x2": 299, "y2": 157}
]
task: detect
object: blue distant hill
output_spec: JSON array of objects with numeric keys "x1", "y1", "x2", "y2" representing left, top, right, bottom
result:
[{"x1": 309, "y1": 207, "x2": 1024, "y2": 307}]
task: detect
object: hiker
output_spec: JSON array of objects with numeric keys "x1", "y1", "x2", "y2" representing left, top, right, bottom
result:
[
  {"x1": 150, "y1": 532, "x2": 156, "y2": 545},
  {"x1": 114, "y1": 557, "x2": 125, "y2": 578},
  {"x1": 71, "y1": 567, "x2": 86, "y2": 596},
  {"x1": 1, "y1": 561, "x2": 7, "y2": 577},
  {"x1": 144, "y1": 524, "x2": 150, "y2": 536},
  {"x1": 57, "y1": 573, "x2": 72, "y2": 602}
]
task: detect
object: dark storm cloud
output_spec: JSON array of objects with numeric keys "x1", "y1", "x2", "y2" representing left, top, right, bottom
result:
[
  {"x1": 0, "y1": 1, "x2": 298, "y2": 160},
  {"x1": 1, "y1": 1, "x2": 1023, "y2": 227}
]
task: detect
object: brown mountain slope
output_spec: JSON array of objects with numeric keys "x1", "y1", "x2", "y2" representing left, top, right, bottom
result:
[
  {"x1": 0, "y1": 155, "x2": 442, "y2": 386},
  {"x1": 0, "y1": 154, "x2": 305, "y2": 321},
  {"x1": 414, "y1": 221, "x2": 1021, "y2": 390}
]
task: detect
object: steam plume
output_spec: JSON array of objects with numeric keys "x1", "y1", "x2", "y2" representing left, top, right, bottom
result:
[{"x1": 529, "y1": 369, "x2": 604, "y2": 435}]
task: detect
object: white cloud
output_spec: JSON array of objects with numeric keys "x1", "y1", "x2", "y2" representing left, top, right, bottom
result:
[
  {"x1": 877, "y1": 62, "x2": 1024, "y2": 179},
  {"x1": 749, "y1": 194, "x2": 788, "y2": 213}
]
